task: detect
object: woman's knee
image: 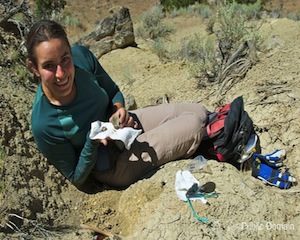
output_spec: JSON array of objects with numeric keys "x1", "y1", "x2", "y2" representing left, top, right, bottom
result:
[{"x1": 186, "y1": 113, "x2": 206, "y2": 134}]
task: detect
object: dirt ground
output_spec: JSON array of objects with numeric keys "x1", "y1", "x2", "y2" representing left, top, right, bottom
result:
[
  {"x1": 1, "y1": 1, "x2": 300, "y2": 240},
  {"x1": 86, "y1": 13, "x2": 300, "y2": 240}
]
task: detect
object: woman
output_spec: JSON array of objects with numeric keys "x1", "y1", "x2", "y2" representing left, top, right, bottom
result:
[{"x1": 26, "y1": 20, "x2": 208, "y2": 192}]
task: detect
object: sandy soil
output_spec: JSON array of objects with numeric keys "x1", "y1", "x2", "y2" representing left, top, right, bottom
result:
[{"x1": 88, "y1": 16, "x2": 300, "y2": 240}]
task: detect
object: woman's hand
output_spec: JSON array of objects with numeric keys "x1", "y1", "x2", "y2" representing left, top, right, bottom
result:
[
  {"x1": 97, "y1": 104, "x2": 137, "y2": 146},
  {"x1": 97, "y1": 138, "x2": 110, "y2": 146},
  {"x1": 109, "y1": 105, "x2": 137, "y2": 128}
]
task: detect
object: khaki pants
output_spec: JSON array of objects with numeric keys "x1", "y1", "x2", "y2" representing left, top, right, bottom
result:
[{"x1": 93, "y1": 103, "x2": 208, "y2": 187}]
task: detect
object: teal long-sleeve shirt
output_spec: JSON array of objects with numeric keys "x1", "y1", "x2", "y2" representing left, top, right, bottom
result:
[{"x1": 31, "y1": 45, "x2": 124, "y2": 186}]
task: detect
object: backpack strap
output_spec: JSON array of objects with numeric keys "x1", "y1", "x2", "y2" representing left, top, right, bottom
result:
[
  {"x1": 206, "y1": 114, "x2": 226, "y2": 138},
  {"x1": 206, "y1": 103, "x2": 231, "y2": 138},
  {"x1": 216, "y1": 103, "x2": 231, "y2": 114}
]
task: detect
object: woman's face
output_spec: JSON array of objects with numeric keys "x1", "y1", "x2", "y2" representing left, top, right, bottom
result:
[{"x1": 31, "y1": 38, "x2": 75, "y2": 105}]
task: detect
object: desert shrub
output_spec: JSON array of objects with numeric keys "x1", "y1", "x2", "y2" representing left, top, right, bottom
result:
[
  {"x1": 177, "y1": 34, "x2": 217, "y2": 78},
  {"x1": 14, "y1": 64, "x2": 30, "y2": 81},
  {"x1": 216, "y1": 2, "x2": 249, "y2": 48},
  {"x1": 175, "y1": 0, "x2": 260, "y2": 92},
  {"x1": 7, "y1": 49, "x2": 20, "y2": 64},
  {"x1": 170, "y1": 3, "x2": 213, "y2": 18},
  {"x1": 189, "y1": 3, "x2": 214, "y2": 18},
  {"x1": 210, "y1": 1, "x2": 260, "y2": 93},
  {"x1": 230, "y1": 0, "x2": 262, "y2": 19},
  {"x1": 226, "y1": 0, "x2": 259, "y2": 3},
  {"x1": 169, "y1": 7, "x2": 190, "y2": 17},
  {"x1": 34, "y1": 0, "x2": 66, "y2": 20},
  {"x1": 61, "y1": 14, "x2": 82, "y2": 28},
  {"x1": 136, "y1": 5, "x2": 174, "y2": 40},
  {"x1": 215, "y1": 1, "x2": 261, "y2": 52},
  {"x1": 0, "y1": 147, "x2": 5, "y2": 192},
  {"x1": 150, "y1": 39, "x2": 171, "y2": 61},
  {"x1": 1, "y1": 43, "x2": 25, "y2": 69},
  {"x1": 287, "y1": 12, "x2": 300, "y2": 21},
  {"x1": 169, "y1": 1, "x2": 260, "y2": 21},
  {"x1": 160, "y1": 0, "x2": 201, "y2": 11},
  {"x1": 0, "y1": 147, "x2": 4, "y2": 166}
]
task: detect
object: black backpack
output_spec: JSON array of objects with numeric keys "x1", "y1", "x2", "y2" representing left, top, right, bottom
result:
[{"x1": 200, "y1": 96, "x2": 256, "y2": 163}]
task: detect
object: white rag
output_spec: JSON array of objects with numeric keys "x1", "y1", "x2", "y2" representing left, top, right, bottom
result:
[
  {"x1": 175, "y1": 170, "x2": 207, "y2": 204},
  {"x1": 89, "y1": 121, "x2": 142, "y2": 150}
]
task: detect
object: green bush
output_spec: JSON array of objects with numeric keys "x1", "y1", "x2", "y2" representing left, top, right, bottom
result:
[
  {"x1": 160, "y1": 0, "x2": 201, "y2": 11},
  {"x1": 61, "y1": 14, "x2": 82, "y2": 28},
  {"x1": 170, "y1": 3, "x2": 213, "y2": 18},
  {"x1": 215, "y1": 1, "x2": 261, "y2": 49},
  {"x1": 216, "y1": 2, "x2": 248, "y2": 48},
  {"x1": 151, "y1": 39, "x2": 171, "y2": 61},
  {"x1": 169, "y1": 7, "x2": 190, "y2": 17},
  {"x1": 189, "y1": 3, "x2": 213, "y2": 18},
  {"x1": 136, "y1": 6, "x2": 174, "y2": 40},
  {"x1": 178, "y1": 34, "x2": 217, "y2": 78},
  {"x1": 227, "y1": 0, "x2": 258, "y2": 3},
  {"x1": 34, "y1": 0, "x2": 66, "y2": 20},
  {"x1": 15, "y1": 64, "x2": 30, "y2": 81},
  {"x1": 0, "y1": 147, "x2": 5, "y2": 192},
  {"x1": 0, "y1": 147, "x2": 4, "y2": 163},
  {"x1": 175, "y1": 1, "x2": 260, "y2": 83},
  {"x1": 231, "y1": 0, "x2": 262, "y2": 19},
  {"x1": 287, "y1": 12, "x2": 300, "y2": 21}
]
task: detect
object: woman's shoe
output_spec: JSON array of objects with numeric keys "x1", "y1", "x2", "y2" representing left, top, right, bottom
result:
[
  {"x1": 252, "y1": 158, "x2": 296, "y2": 189},
  {"x1": 252, "y1": 149, "x2": 286, "y2": 168}
]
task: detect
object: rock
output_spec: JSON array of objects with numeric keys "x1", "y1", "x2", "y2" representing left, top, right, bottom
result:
[
  {"x1": 78, "y1": 6, "x2": 137, "y2": 58},
  {"x1": 125, "y1": 94, "x2": 137, "y2": 110},
  {"x1": 153, "y1": 94, "x2": 170, "y2": 105},
  {"x1": 0, "y1": 1, "x2": 32, "y2": 39}
]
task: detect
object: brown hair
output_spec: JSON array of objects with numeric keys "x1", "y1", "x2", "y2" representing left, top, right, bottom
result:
[{"x1": 26, "y1": 20, "x2": 70, "y2": 66}]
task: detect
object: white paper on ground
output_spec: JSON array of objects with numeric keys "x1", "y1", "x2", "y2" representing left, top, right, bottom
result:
[
  {"x1": 175, "y1": 170, "x2": 207, "y2": 204},
  {"x1": 89, "y1": 121, "x2": 142, "y2": 150}
]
